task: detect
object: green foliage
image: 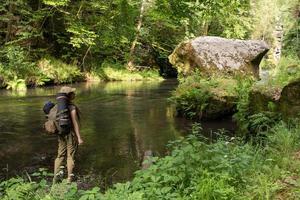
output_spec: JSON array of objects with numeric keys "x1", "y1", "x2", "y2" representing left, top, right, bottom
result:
[
  {"x1": 171, "y1": 73, "x2": 238, "y2": 119},
  {"x1": 0, "y1": 45, "x2": 44, "y2": 88},
  {"x1": 67, "y1": 24, "x2": 97, "y2": 48},
  {"x1": 267, "y1": 121, "x2": 300, "y2": 158},
  {"x1": 43, "y1": 0, "x2": 70, "y2": 7},
  {"x1": 79, "y1": 187, "x2": 101, "y2": 200},
  {"x1": 170, "y1": 74, "x2": 212, "y2": 119},
  {"x1": 1, "y1": 122, "x2": 300, "y2": 199},
  {"x1": 48, "y1": 180, "x2": 79, "y2": 200},
  {"x1": 0, "y1": 45, "x2": 36, "y2": 80},
  {"x1": 106, "y1": 121, "x2": 300, "y2": 199},
  {"x1": 271, "y1": 56, "x2": 300, "y2": 87},
  {"x1": 281, "y1": 0, "x2": 300, "y2": 58},
  {"x1": 6, "y1": 77, "x2": 27, "y2": 91},
  {"x1": 233, "y1": 77, "x2": 254, "y2": 134},
  {"x1": 38, "y1": 57, "x2": 83, "y2": 84},
  {"x1": 0, "y1": 178, "x2": 48, "y2": 200},
  {"x1": 247, "y1": 111, "x2": 281, "y2": 134},
  {"x1": 89, "y1": 61, "x2": 163, "y2": 82},
  {"x1": 233, "y1": 75, "x2": 282, "y2": 136}
]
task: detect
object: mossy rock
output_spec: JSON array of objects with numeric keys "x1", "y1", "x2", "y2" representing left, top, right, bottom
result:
[
  {"x1": 249, "y1": 79, "x2": 300, "y2": 120},
  {"x1": 279, "y1": 79, "x2": 300, "y2": 119},
  {"x1": 202, "y1": 95, "x2": 237, "y2": 120},
  {"x1": 248, "y1": 84, "x2": 280, "y2": 114},
  {"x1": 173, "y1": 77, "x2": 238, "y2": 120}
]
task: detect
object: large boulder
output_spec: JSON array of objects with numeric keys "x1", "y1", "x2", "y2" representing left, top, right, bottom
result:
[{"x1": 169, "y1": 36, "x2": 269, "y2": 78}]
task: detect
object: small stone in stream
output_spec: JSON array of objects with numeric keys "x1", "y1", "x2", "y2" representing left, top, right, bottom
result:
[{"x1": 142, "y1": 150, "x2": 153, "y2": 170}]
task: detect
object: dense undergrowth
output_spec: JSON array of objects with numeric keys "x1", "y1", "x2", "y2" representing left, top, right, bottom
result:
[
  {"x1": 259, "y1": 55, "x2": 300, "y2": 89},
  {"x1": 0, "y1": 49, "x2": 163, "y2": 91},
  {"x1": 86, "y1": 61, "x2": 163, "y2": 82},
  {"x1": 233, "y1": 55, "x2": 300, "y2": 135},
  {"x1": 170, "y1": 72, "x2": 239, "y2": 120},
  {"x1": 171, "y1": 54, "x2": 299, "y2": 131},
  {"x1": 1, "y1": 121, "x2": 300, "y2": 200}
]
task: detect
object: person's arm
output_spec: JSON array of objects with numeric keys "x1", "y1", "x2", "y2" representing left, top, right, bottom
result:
[{"x1": 70, "y1": 109, "x2": 84, "y2": 145}]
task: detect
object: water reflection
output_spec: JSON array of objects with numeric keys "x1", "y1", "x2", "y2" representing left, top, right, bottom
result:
[{"x1": 0, "y1": 80, "x2": 188, "y2": 182}]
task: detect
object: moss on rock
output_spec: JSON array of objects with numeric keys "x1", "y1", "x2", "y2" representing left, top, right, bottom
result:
[
  {"x1": 279, "y1": 79, "x2": 300, "y2": 119},
  {"x1": 171, "y1": 75, "x2": 238, "y2": 120},
  {"x1": 248, "y1": 79, "x2": 300, "y2": 122}
]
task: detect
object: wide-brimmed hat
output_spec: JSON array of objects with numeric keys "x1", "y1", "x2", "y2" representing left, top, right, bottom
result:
[{"x1": 59, "y1": 86, "x2": 76, "y2": 94}]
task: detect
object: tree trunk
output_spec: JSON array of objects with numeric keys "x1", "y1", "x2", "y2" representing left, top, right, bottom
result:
[
  {"x1": 127, "y1": 0, "x2": 147, "y2": 71},
  {"x1": 273, "y1": 18, "x2": 283, "y2": 64},
  {"x1": 5, "y1": 1, "x2": 14, "y2": 42}
]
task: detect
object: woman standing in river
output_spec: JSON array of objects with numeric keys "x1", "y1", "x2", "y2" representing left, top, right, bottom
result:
[{"x1": 53, "y1": 86, "x2": 84, "y2": 183}]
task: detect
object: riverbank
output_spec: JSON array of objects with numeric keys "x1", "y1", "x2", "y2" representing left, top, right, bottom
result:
[
  {"x1": 0, "y1": 57, "x2": 163, "y2": 91},
  {"x1": 170, "y1": 55, "x2": 300, "y2": 123},
  {"x1": 1, "y1": 120, "x2": 300, "y2": 199}
]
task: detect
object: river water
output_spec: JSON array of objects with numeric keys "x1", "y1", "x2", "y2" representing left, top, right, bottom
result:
[{"x1": 0, "y1": 80, "x2": 235, "y2": 184}]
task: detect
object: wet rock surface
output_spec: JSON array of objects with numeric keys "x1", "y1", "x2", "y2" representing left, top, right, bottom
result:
[{"x1": 169, "y1": 36, "x2": 269, "y2": 78}]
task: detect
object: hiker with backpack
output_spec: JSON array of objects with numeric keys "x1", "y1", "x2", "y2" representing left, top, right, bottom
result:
[{"x1": 44, "y1": 86, "x2": 83, "y2": 183}]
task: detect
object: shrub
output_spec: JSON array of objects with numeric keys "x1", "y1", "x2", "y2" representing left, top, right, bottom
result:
[{"x1": 0, "y1": 45, "x2": 42, "y2": 88}]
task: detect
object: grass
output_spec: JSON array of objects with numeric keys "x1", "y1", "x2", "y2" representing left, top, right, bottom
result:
[{"x1": 88, "y1": 61, "x2": 163, "y2": 82}]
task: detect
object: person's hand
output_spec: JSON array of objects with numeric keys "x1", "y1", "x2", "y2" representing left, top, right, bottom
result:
[{"x1": 78, "y1": 137, "x2": 84, "y2": 145}]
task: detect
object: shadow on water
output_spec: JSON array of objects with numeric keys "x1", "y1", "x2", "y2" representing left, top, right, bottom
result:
[{"x1": 0, "y1": 80, "x2": 236, "y2": 185}]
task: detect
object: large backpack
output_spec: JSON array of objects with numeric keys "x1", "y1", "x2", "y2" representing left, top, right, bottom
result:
[
  {"x1": 56, "y1": 93, "x2": 72, "y2": 135},
  {"x1": 43, "y1": 94, "x2": 72, "y2": 135},
  {"x1": 43, "y1": 102, "x2": 58, "y2": 135}
]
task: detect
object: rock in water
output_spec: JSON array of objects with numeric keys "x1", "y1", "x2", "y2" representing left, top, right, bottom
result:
[
  {"x1": 169, "y1": 36, "x2": 269, "y2": 78},
  {"x1": 142, "y1": 150, "x2": 153, "y2": 170}
]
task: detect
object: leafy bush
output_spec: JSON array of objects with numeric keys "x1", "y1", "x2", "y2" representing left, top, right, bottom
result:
[
  {"x1": 6, "y1": 77, "x2": 27, "y2": 91},
  {"x1": 0, "y1": 45, "x2": 41, "y2": 88},
  {"x1": 0, "y1": 47, "x2": 81, "y2": 88},
  {"x1": 232, "y1": 77, "x2": 254, "y2": 134}
]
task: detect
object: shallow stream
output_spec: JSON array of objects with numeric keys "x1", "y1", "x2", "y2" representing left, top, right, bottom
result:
[{"x1": 0, "y1": 80, "x2": 235, "y2": 184}]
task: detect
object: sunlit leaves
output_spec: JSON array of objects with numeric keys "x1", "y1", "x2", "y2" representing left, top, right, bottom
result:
[
  {"x1": 67, "y1": 24, "x2": 97, "y2": 48},
  {"x1": 42, "y1": 0, "x2": 70, "y2": 6}
]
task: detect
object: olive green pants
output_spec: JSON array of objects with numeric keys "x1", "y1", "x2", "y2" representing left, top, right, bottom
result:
[{"x1": 53, "y1": 133, "x2": 78, "y2": 182}]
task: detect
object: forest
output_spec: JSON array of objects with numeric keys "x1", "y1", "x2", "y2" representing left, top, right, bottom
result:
[
  {"x1": 0, "y1": 0, "x2": 300, "y2": 199},
  {"x1": 0, "y1": 0, "x2": 297, "y2": 89}
]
